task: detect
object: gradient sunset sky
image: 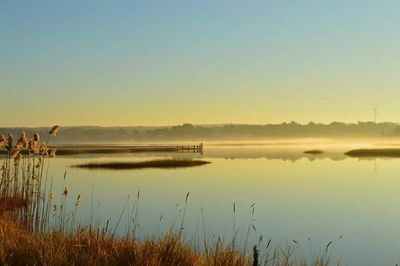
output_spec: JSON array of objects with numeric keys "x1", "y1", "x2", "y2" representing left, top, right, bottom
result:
[{"x1": 1, "y1": 1, "x2": 400, "y2": 126}]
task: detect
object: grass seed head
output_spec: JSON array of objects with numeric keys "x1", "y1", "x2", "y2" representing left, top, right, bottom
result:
[
  {"x1": 49, "y1": 149, "x2": 57, "y2": 158},
  {"x1": 49, "y1": 125, "x2": 60, "y2": 136},
  {"x1": 6, "y1": 133, "x2": 13, "y2": 151},
  {"x1": 63, "y1": 187, "x2": 69, "y2": 197},
  {"x1": 9, "y1": 149, "x2": 20, "y2": 159},
  {"x1": 33, "y1": 133, "x2": 40, "y2": 142}
]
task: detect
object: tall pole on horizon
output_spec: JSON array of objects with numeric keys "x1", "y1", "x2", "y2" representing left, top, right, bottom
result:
[{"x1": 373, "y1": 107, "x2": 378, "y2": 123}]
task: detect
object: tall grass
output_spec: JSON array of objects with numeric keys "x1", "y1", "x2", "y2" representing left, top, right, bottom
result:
[
  {"x1": 0, "y1": 127, "x2": 339, "y2": 265},
  {"x1": 0, "y1": 126, "x2": 61, "y2": 233}
]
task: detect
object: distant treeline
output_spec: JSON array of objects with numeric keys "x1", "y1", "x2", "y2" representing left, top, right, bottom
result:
[{"x1": 2, "y1": 122, "x2": 400, "y2": 143}]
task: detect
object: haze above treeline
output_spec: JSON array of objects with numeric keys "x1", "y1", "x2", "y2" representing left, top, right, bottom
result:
[{"x1": 2, "y1": 122, "x2": 400, "y2": 144}]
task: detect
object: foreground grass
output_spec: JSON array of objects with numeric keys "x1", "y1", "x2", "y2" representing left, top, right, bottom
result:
[
  {"x1": 72, "y1": 159, "x2": 211, "y2": 170},
  {"x1": 0, "y1": 216, "x2": 336, "y2": 266},
  {"x1": 0, "y1": 216, "x2": 249, "y2": 266}
]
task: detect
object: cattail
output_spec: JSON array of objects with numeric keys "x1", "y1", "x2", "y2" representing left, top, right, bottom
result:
[
  {"x1": 49, "y1": 125, "x2": 60, "y2": 136},
  {"x1": 53, "y1": 204, "x2": 57, "y2": 213},
  {"x1": 33, "y1": 133, "x2": 40, "y2": 142},
  {"x1": 63, "y1": 187, "x2": 69, "y2": 197},
  {"x1": 27, "y1": 162, "x2": 32, "y2": 172}
]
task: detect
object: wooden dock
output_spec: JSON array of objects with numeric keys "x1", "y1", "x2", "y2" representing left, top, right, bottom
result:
[{"x1": 175, "y1": 143, "x2": 203, "y2": 153}]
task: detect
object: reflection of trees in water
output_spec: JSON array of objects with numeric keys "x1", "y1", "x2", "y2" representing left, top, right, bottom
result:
[{"x1": 202, "y1": 150, "x2": 348, "y2": 162}]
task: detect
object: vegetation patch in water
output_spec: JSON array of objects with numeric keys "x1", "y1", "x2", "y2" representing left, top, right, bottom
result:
[
  {"x1": 304, "y1": 149, "x2": 324, "y2": 154},
  {"x1": 72, "y1": 159, "x2": 211, "y2": 170},
  {"x1": 345, "y1": 148, "x2": 400, "y2": 157}
]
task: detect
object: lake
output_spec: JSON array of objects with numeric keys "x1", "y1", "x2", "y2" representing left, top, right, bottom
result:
[{"x1": 45, "y1": 143, "x2": 400, "y2": 265}]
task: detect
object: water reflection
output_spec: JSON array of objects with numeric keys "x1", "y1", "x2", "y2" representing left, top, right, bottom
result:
[
  {"x1": 8, "y1": 146, "x2": 400, "y2": 266},
  {"x1": 65, "y1": 147, "x2": 349, "y2": 162}
]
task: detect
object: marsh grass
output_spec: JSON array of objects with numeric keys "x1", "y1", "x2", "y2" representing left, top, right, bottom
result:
[
  {"x1": 71, "y1": 159, "x2": 211, "y2": 170},
  {"x1": 0, "y1": 127, "x2": 338, "y2": 265},
  {"x1": 0, "y1": 127, "x2": 61, "y2": 233},
  {"x1": 345, "y1": 148, "x2": 400, "y2": 157},
  {"x1": 304, "y1": 150, "x2": 324, "y2": 155}
]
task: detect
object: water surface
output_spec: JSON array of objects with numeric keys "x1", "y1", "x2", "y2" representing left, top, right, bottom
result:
[{"x1": 45, "y1": 144, "x2": 399, "y2": 265}]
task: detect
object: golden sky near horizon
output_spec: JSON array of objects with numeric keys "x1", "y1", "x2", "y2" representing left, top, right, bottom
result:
[{"x1": 1, "y1": 1, "x2": 400, "y2": 126}]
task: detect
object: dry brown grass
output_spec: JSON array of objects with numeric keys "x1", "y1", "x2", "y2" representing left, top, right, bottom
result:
[
  {"x1": 0, "y1": 217, "x2": 249, "y2": 266},
  {"x1": 0, "y1": 195, "x2": 28, "y2": 212}
]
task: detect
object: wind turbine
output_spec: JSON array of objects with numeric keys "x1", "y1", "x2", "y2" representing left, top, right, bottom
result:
[{"x1": 373, "y1": 106, "x2": 378, "y2": 123}]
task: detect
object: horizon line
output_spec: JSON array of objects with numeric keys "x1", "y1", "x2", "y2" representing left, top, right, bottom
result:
[{"x1": 1, "y1": 121, "x2": 399, "y2": 129}]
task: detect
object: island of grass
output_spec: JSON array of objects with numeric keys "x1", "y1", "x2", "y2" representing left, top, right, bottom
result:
[
  {"x1": 345, "y1": 148, "x2": 400, "y2": 157},
  {"x1": 304, "y1": 149, "x2": 324, "y2": 154},
  {"x1": 72, "y1": 159, "x2": 211, "y2": 170}
]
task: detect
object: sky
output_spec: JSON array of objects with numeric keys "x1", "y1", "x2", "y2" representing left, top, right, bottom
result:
[{"x1": 1, "y1": 1, "x2": 400, "y2": 127}]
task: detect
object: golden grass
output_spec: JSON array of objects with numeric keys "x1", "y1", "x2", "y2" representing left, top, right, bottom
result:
[
  {"x1": 0, "y1": 216, "x2": 249, "y2": 266},
  {"x1": 0, "y1": 195, "x2": 28, "y2": 212},
  {"x1": 72, "y1": 159, "x2": 211, "y2": 170}
]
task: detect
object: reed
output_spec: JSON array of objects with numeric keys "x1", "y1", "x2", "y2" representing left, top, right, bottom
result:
[{"x1": 0, "y1": 126, "x2": 63, "y2": 233}]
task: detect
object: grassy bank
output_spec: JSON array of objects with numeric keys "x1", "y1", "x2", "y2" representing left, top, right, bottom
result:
[
  {"x1": 72, "y1": 159, "x2": 211, "y2": 170},
  {"x1": 0, "y1": 215, "x2": 337, "y2": 266}
]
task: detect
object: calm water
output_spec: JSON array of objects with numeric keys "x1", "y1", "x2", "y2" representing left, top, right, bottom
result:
[{"x1": 46, "y1": 144, "x2": 399, "y2": 265}]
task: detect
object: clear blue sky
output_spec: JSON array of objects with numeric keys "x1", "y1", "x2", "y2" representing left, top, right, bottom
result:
[{"x1": 1, "y1": 1, "x2": 400, "y2": 126}]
